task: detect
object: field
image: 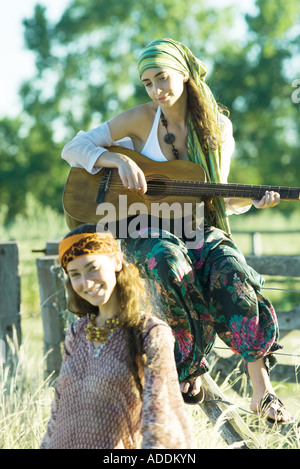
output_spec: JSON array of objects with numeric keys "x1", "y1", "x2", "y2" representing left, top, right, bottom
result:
[{"x1": 1, "y1": 198, "x2": 300, "y2": 449}]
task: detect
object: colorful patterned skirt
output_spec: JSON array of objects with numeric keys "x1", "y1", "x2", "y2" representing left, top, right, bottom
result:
[{"x1": 122, "y1": 227, "x2": 281, "y2": 382}]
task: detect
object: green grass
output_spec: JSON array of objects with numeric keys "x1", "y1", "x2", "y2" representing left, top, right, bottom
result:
[{"x1": 1, "y1": 199, "x2": 300, "y2": 449}]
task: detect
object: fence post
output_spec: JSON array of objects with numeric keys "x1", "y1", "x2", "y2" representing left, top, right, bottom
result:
[
  {"x1": 0, "y1": 242, "x2": 21, "y2": 360},
  {"x1": 251, "y1": 232, "x2": 262, "y2": 256},
  {"x1": 36, "y1": 255, "x2": 66, "y2": 380},
  {"x1": 45, "y1": 240, "x2": 61, "y2": 255}
]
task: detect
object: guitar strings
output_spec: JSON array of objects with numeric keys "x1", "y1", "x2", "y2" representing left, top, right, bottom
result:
[
  {"x1": 107, "y1": 181, "x2": 288, "y2": 191},
  {"x1": 105, "y1": 179, "x2": 292, "y2": 192},
  {"x1": 103, "y1": 180, "x2": 295, "y2": 198},
  {"x1": 106, "y1": 186, "x2": 293, "y2": 197}
]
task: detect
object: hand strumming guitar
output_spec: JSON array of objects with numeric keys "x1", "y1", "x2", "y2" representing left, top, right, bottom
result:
[{"x1": 95, "y1": 151, "x2": 147, "y2": 194}]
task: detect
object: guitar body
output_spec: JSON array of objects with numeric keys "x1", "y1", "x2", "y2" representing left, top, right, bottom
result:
[{"x1": 63, "y1": 147, "x2": 207, "y2": 228}]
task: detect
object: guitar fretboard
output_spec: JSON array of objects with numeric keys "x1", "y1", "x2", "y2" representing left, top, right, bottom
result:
[{"x1": 162, "y1": 180, "x2": 300, "y2": 200}]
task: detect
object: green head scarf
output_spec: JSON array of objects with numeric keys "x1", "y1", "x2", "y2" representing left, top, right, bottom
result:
[
  {"x1": 138, "y1": 38, "x2": 207, "y2": 81},
  {"x1": 138, "y1": 38, "x2": 230, "y2": 233}
]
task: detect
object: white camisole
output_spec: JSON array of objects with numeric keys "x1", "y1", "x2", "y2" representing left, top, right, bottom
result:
[{"x1": 141, "y1": 106, "x2": 167, "y2": 162}]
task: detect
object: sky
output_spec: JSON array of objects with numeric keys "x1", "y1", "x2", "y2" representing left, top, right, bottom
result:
[
  {"x1": 0, "y1": 0, "x2": 70, "y2": 119},
  {"x1": 0, "y1": 0, "x2": 256, "y2": 120}
]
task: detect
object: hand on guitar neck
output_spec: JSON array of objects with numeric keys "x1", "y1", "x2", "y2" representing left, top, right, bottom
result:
[{"x1": 227, "y1": 191, "x2": 281, "y2": 211}]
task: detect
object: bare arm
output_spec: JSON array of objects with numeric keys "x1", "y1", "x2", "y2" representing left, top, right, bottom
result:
[
  {"x1": 94, "y1": 106, "x2": 154, "y2": 193},
  {"x1": 62, "y1": 104, "x2": 154, "y2": 193}
]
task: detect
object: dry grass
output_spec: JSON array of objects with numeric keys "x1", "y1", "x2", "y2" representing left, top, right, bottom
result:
[
  {"x1": 1, "y1": 326, "x2": 299, "y2": 449},
  {"x1": 0, "y1": 331, "x2": 53, "y2": 449}
]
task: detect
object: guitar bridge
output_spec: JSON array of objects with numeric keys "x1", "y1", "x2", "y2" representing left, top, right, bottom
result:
[{"x1": 96, "y1": 168, "x2": 112, "y2": 203}]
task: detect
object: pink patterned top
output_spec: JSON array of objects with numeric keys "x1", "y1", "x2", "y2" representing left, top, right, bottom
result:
[{"x1": 40, "y1": 314, "x2": 195, "y2": 449}]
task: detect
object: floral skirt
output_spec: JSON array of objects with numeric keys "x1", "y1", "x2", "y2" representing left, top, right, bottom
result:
[{"x1": 122, "y1": 227, "x2": 281, "y2": 382}]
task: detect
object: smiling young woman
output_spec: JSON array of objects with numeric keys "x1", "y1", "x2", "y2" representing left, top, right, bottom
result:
[{"x1": 40, "y1": 224, "x2": 195, "y2": 449}]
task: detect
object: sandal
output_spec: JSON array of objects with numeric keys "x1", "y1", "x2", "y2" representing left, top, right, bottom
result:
[{"x1": 259, "y1": 392, "x2": 293, "y2": 425}]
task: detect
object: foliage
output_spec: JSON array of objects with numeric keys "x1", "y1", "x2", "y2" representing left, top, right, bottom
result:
[
  {"x1": 1, "y1": 0, "x2": 300, "y2": 222},
  {"x1": 0, "y1": 116, "x2": 69, "y2": 220},
  {"x1": 212, "y1": 0, "x2": 300, "y2": 201}
]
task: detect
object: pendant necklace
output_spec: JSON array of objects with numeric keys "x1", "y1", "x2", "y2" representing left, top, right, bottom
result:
[{"x1": 160, "y1": 111, "x2": 180, "y2": 159}]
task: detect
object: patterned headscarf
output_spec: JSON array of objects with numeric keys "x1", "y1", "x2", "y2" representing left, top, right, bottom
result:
[
  {"x1": 58, "y1": 232, "x2": 120, "y2": 272},
  {"x1": 138, "y1": 38, "x2": 230, "y2": 233}
]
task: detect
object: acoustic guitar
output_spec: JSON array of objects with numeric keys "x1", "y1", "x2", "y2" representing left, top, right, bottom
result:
[{"x1": 63, "y1": 146, "x2": 300, "y2": 229}]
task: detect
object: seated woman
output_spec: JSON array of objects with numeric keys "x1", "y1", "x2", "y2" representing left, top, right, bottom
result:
[{"x1": 40, "y1": 224, "x2": 195, "y2": 449}]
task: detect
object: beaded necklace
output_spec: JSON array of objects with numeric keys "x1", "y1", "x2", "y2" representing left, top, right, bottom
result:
[
  {"x1": 85, "y1": 313, "x2": 121, "y2": 343},
  {"x1": 160, "y1": 111, "x2": 180, "y2": 159}
]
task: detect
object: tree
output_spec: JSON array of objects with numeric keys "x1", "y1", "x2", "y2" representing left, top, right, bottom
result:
[
  {"x1": 22, "y1": 0, "x2": 238, "y2": 133},
  {"x1": 2, "y1": 0, "x2": 237, "y2": 220},
  {"x1": 212, "y1": 0, "x2": 300, "y2": 216},
  {"x1": 0, "y1": 115, "x2": 67, "y2": 220}
]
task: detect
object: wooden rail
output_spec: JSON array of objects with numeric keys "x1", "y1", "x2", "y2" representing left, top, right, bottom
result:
[
  {"x1": 233, "y1": 230, "x2": 300, "y2": 256},
  {"x1": 246, "y1": 254, "x2": 300, "y2": 279},
  {"x1": 246, "y1": 255, "x2": 300, "y2": 336}
]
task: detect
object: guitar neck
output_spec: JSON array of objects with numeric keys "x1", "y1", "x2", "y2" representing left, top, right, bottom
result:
[
  {"x1": 165, "y1": 181, "x2": 300, "y2": 200},
  {"x1": 103, "y1": 147, "x2": 300, "y2": 201}
]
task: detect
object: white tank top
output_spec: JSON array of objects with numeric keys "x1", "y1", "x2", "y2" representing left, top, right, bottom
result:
[{"x1": 141, "y1": 106, "x2": 167, "y2": 161}]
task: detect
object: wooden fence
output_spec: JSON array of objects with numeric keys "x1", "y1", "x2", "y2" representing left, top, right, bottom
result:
[
  {"x1": 0, "y1": 242, "x2": 21, "y2": 365},
  {"x1": 233, "y1": 229, "x2": 300, "y2": 256},
  {"x1": 1, "y1": 239, "x2": 299, "y2": 448}
]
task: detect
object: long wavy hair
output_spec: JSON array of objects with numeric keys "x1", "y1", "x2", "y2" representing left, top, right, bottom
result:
[
  {"x1": 186, "y1": 77, "x2": 228, "y2": 153},
  {"x1": 63, "y1": 224, "x2": 150, "y2": 397}
]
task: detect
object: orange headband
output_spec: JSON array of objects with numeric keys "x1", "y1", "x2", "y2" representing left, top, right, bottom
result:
[{"x1": 58, "y1": 232, "x2": 120, "y2": 272}]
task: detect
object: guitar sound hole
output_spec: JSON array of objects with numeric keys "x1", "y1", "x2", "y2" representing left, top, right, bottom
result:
[{"x1": 146, "y1": 178, "x2": 167, "y2": 197}]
